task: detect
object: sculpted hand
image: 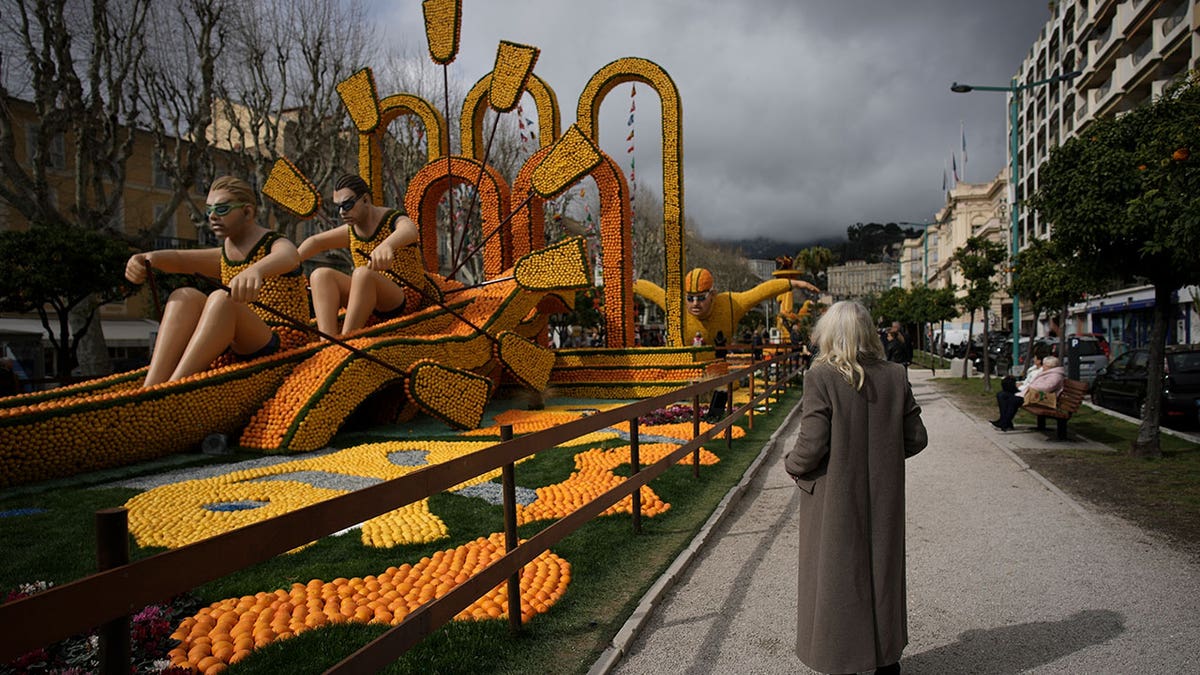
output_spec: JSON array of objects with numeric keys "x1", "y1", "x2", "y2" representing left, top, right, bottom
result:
[
  {"x1": 228, "y1": 268, "x2": 265, "y2": 303},
  {"x1": 125, "y1": 253, "x2": 151, "y2": 284},
  {"x1": 789, "y1": 279, "x2": 820, "y2": 294},
  {"x1": 369, "y1": 243, "x2": 395, "y2": 271}
]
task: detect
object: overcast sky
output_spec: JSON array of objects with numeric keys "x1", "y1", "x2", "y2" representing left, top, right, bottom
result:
[{"x1": 373, "y1": 0, "x2": 1053, "y2": 244}]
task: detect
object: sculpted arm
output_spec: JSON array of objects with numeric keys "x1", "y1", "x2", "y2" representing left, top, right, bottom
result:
[
  {"x1": 297, "y1": 225, "x2": 349, "y2": 262},
  {"x1": 126, "y1": 248, "x2": 221, "y2": 284},
  {"x1": 227, "y1": 237, "x2": 302, "y2": 302},
  {"x1": 633, "y1": 278, "x2": 667, "y2": 311},
  {"x1": 369, "y1": 215, "x2": 419, "y2": 271}
]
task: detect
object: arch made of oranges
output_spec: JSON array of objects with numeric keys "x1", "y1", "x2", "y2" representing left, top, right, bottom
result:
[
  {"x1": 403, "y1": 157, "x2": 512, "y2": 279},
  {"x1": 357, "y1": 93, "x2": 449, "y2": 198},
  {"x1": 461, "y1": 72, "x2": 562, "y2": 159},
  {"x1": 576, "y1": 57, "x2": 685, "y2": 346}
]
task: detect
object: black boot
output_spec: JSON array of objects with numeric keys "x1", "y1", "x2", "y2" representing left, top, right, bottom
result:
[{"x1": 875, "y1": 663, "x2": 900, "y2": 675}]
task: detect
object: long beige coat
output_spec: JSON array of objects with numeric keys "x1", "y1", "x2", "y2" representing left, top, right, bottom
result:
[{"x1": 784, "y1": 359, "x2": 927, "y2": 674}]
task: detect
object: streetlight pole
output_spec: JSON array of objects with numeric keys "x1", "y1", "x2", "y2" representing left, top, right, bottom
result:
[{"x1": 950, "y1": 70, "x2": 1080, "y2": 371}]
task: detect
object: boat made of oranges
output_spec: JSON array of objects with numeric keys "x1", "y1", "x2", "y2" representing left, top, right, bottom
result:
[{"x1": 0, "y1": 237, "x2": 592, "y2": 488}]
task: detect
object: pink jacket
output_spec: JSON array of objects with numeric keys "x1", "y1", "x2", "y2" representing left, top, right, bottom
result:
[{"x1": 1024, "y1": 366, "x2": 1066, "y2": 395}]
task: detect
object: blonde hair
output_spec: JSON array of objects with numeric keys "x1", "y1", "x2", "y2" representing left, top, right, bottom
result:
[
  {"x1": 208, "y1": 175, "x2": 258, "y2": 212},
  {"x1": 811, "y1": 301, "x2": 886, "y2": 389}
]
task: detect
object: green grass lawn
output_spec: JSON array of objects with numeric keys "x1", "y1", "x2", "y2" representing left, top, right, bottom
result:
[
  {"x1": 930, "y1": 374, "x2": 1200, "y2": 555},
  {"x1": 1, "y1": 385, "x2": 802, "y2": 674}
]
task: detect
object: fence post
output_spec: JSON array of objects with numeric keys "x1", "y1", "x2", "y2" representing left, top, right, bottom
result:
[
  {"x1": 96, "y1": 508, "x2": 130, "y2": 675},
  {"x1": 630, "y1": 416, "x2": 642, "y2": 534},
  {"x1": 691, "y1": 393, "x2": 701, "y2": 478},
  {"x1": 500, "y1": 425, "x2": 522, "y2": 633},
  {"x1": 748, "y1": 368, "x2": 755, "y2": 430},
  {"x1": 764, "y1": 362, "x2": 772, "y2": 414},
  {"x1": 725, "y1": 381, "x2": 734, "y2": 450}
]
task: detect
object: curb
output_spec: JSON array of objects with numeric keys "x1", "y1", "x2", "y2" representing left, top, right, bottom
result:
[{"x1": 587, "y1": 394, "x2": 805, "y2": 675}]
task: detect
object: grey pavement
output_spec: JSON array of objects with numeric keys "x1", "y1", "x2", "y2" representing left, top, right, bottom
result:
[{"x1": 594, "y1": 369, "x2": 1200, "y2": 674}]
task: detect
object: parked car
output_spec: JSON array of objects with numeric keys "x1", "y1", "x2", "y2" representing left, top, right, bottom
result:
[{"x1": 1090, "y1": 344, "x2": 1200, "y2": 428}]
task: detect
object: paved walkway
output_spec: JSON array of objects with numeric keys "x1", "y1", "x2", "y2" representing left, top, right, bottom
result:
[{"x1": 593, "y1": 370, "x2": 1200, "y2": 674}]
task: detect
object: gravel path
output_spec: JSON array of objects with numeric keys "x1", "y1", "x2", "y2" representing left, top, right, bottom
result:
[{"x1": 597, "y1": 369, "x2": 1200, "y2": 674}]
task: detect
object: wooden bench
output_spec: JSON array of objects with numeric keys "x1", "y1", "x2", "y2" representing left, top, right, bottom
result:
[{"x1": 1023, "y1": 378, "x2": 1088, "y2": 440}]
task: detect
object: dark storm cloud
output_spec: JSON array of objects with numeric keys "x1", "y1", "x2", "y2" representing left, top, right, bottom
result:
[{"x1": 376, "y1": 0, "x2": 1052, "y2": 243}]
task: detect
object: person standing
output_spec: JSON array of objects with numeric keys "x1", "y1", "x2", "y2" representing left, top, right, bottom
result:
[{"x1": 784, "y1": 301, "x2": 928, "y2": 675}]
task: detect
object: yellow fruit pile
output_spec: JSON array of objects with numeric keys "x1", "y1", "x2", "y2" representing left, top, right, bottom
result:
[
  {"x1": 577, "y1": 57, "x2": 683, "y2": 345},
  {"x1": 422, "y1": 0, "x2": 462, "y2": 65},
  {"x1": 495, "y1": 331, "x2": 556, "y2": 390},
  {"x1": 517, "y1": 441, "x2": 722, "y2": 525},
  {"x1": 167, "y1": 533, "x2": 570, "y2": 673},
  {"x1": 262, "y1": 157, "x2": 322, "y2": 218},
  {"x1": 336, "y1": 67, "x2": 381, "y2": 133},
  {"x1": 512, "y1": 236, "x2": 592, "y2": 291},
  {"x1": 125, "y1": 439, "x2": 501, "y2": 549},
  {"x1": 489, "y1": 41, "x2": 539, "y2": 112},
  {"x1": 407, "y1": 359, "x2": 492, "y2": 430},
  {"x1": 0, "y1": 358, "x2": 297, "y2": 487}
]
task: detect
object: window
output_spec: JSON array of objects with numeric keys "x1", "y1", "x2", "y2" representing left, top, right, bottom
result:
[
  {"x1": 26, "y1": 125, "x2": 66, "y2": 170},
  {"x1": 152, "y1": 149, "x2": 173, "y2": 189}
]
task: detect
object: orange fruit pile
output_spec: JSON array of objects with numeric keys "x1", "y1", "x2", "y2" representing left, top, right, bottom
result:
[{"x1": 167, "y1": 533, "x2": 569, "y2": 673}]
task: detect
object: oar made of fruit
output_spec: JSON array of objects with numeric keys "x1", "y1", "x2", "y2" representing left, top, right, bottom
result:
[
  {"x1": 192, "y1": 273, "x2": 411, "y2": 379},
  {"x1": 447, "y1": 124, "x2": 603, "y2": 281},
  {"x1": 448, "y1": 40, "x2": 540, "y2": 273}
]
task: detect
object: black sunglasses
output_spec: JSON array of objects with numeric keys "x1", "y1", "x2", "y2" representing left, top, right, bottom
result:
[
  {"x1": 686, "y1": 293, "x2": 710, "y2": 303},
  {"x1": 335, "y1": 194, "x2": 365, "y2": 213}
]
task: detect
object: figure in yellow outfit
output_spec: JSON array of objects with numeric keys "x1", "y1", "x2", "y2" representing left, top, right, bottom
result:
[
  {"x1": 298, "y1": 174, "x2": 426, "y2": 337},
  {"x1": 633, "y1": 268, "x2": 819, "y2": 346},
  {"x1": 125, "y1": 176, "x2": 310, "y2": 387}
]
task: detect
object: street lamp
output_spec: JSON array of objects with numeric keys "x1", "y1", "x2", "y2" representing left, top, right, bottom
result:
[{"x1": 950, "y1": 69, "x2": 1081, "y2": 371}]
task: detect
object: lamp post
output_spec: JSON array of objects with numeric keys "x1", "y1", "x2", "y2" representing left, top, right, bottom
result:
[{"x1": 950, "y1": 70, "x2": 1080, "y2": 371}]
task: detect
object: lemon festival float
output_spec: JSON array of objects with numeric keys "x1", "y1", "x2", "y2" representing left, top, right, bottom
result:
[{"x1": 0, "y1": 2, "x2": 799, "y2": 672}]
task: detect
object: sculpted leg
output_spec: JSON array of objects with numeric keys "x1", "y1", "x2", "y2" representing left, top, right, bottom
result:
[
  {"x1": 342, "y1": 266, "x2": 382, "y2": 335},
  {"x1": 169, "y1": 292, "x2": 273, "y2": 381},
  {"x1": 144, "y1": 287, "x2": 206, "y2": 387},
  {"x1": 310, "y1": 267, "x2": 352, "y2": 337}
]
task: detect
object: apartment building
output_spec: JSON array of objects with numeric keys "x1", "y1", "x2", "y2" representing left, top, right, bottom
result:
[
  {"x1": 0, "y1": 96, "x2": 209, "y2": 381},
  {"x1": 1016, "y1": 0, "x2": 1199, "y2": 348},
  {"x1": 899, "y1": 170, "x2": 1009, "y2": 334},
  {"x1": 826, "y1": 259, "x2": 897, "y2": 301}
]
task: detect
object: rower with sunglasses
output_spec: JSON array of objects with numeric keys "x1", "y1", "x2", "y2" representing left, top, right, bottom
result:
[
  {"x1": 633, "y1": 267, "x2": 820, "y2": 351},
  {"x1": 125, "y1": 176, "x2": 310, "y2": 387},
  {"x1": 298, "y1": 174, "x2": 424, "y2": 337}
]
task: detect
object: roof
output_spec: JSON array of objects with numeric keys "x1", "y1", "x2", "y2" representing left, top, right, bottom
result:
[{"x1": 0, "y1": 318, "x2": 159, "y2": 347}]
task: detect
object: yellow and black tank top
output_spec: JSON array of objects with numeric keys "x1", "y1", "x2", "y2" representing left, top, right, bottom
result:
[
  {"x1": 349, "y1": 209, "x2": 441, "y2": 307},
  {"x1": 220, "y1": 231, "x2": 312, "y2": 348}
]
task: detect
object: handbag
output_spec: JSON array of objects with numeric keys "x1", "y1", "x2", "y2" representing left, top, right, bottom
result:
[{"x1": 1023, "y1": 388, "x2": 1058, "y2": 409}]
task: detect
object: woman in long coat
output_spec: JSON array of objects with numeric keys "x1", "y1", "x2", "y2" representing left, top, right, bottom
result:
[{"x1": 784, "y1": 301, "x2": 928, "y2": 674}]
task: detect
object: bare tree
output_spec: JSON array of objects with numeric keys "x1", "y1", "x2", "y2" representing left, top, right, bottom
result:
[{"x1": 0, "y1": 0, "x2": 153, "y2": 375}]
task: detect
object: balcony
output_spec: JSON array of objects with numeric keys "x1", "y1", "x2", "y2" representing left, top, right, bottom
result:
[
  {"x1": 152, "y1": 235, "x2": 203, "y2": 250},
  {"x1": 1157, "y1": 2, "x2": 1188, "y2": 47},
  {"x1": 1116, "y1": 0, "x2": 1157, "y2": 36},
  {"x1": 1077, "y1": 0, "x2": 1093, "y2": 33},
  {"x1": 1089, "y1": 22, "x2": 1121, "y2": 68}
]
